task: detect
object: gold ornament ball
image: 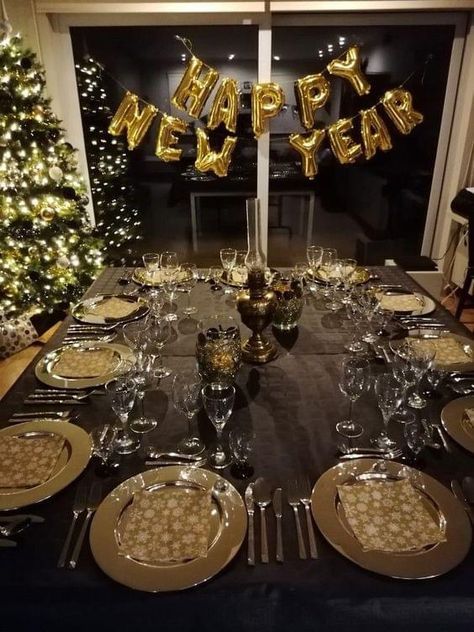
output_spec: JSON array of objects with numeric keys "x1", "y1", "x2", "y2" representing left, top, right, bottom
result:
[{"x1": 40, "y1": 208, "x2": 55, "y2": 222}]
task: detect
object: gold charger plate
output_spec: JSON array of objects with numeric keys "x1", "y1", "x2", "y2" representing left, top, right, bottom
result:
[
  {"x1": 90, "y1": 466, "x2": 247, "y2": 592},
  {"x1": 72, "y1": 294, "x2": 149, "y2": 325},
  {"x1": 0, "y1": 421, "x2": 92, "y2": 511},
  {"x1": 310, "y1": 266, "x2": 370, "y2": 286},
  {"x1": 311, "y1": 459, "x2": 471, "y2": 579},
  {"x1": 389, "y1": 332, "x2": 474, "y2": 372},
  {"x1": 441, "y1": 396, "x2": 474, "y2": 453},
  {"x1": 35, "y1": 342, "x2": 135, "y2": 390}
]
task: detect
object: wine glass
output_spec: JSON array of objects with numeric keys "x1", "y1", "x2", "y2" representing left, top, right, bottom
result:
[
  {"x1": 144, "y1": 316, "x2": 172, "y2": 378},
  {"x1": 344, "y1": 297, "x2": 366, "y2": 353},
  {"x1": 336, "y1": 357, "x2": 369, "y2": 438},
  {"x1": 373, "y1": 373, "x2": 406, "y2": 448},
  {"x1": 306, "y1": 245, "x2": 323, "y2": 275},
  {"x1": 202, "y1": 383, "x2": 235, "y2": 469},
  {"x1": 229, "y1": 428, "x2": 255, "y2": 479},
  {"x1": 160, "y1": 251, "x2": 179, "y2": 321},
  {"x1": 234, "y1": 250, "x2": 248, "y2": 293},
  {"x1": 406, "y1": 346, "x2": 436, "y2": 409},
  {"x1": 404, "y1": 419, "x2": 428, "y2": 460},
  {"x1": 122, "y1": 320, "x2": 150, "y2": 358},
  {"x1": 105, "y1": 377, "x2": 140, "y2": 454},
  {"x1": 129, "y1": 354, "x2": 159, "y2": 433},
  {"x1": 325, "y1": 258, "x2": 344, "y2": 311},
  {"x1": 320, "y1": 248, "x2": 337, "y2": 297},
  {"x1": 172, "y1": 370, "x2": 205, "y2": 455},
  {"x1": 180, "y1": 262, "x2": 198, "y2": 316},
  {"x1": 220, "y1": 248, "x2": 237, "y2": 294},
  {"x1": 207, "y1": 266, "x2": 223, "y2": 292},
  {"x1": 340, "y1": 258, "x2": 357, "y2": 304},
  {"x1": 391, "y1": 352, "x2": 418, "y2": 423},
  {"x1": 142, "y1": 252, "x2": 160, "y2": 296}
]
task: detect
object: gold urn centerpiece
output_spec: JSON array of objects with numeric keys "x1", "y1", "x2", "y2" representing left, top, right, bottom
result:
[{"x1": 237, "y1": 199, "x2": 278, "y2": 364}]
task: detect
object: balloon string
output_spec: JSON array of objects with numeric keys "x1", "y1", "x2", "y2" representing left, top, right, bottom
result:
[{"x1": 175, "y1": 35, "x2": 194, "y2": 57}]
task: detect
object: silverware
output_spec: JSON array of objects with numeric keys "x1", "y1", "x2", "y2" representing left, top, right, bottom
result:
[
  {"x1": 63, "y1": 334, "x2": 116, "y2": 344},
  {"x1": 68, "y1": 324, "x2": 117, "y2": 332},
  {"x1": 298, "y1": 477, "x2": 318, "y2": 559},
  {"x1": 25, "y1": 399, "x2": 87, "y2": 406},
  {"x1": 27, "y1": 391, "x2": 91, "y2": 402},
  {"x1": 451, "y1": 479, "x2": 474, "y2": 525},
  {"x1": 339, "y1": 445, "x2": 401, "y2": 456},
  {"x1": 10, "y1": 410, "x2": 71, "y2": 419},
  {"x1": 146, "y1": 450, "x2": 205, "y2": 461},
  {"x1": 432, "y1": 423, "x2": 451, "y2": 453},
  {"x1": 338, "y1": 450, "x2": 403, "y2": 461},
  {"x1": 69, "y1": 481, "x2": 102, "y2": 569},
  {"x1": 58, "y1": 481, "x2": 88, "y2": 568},
  {"x1": 253, "y1": 477, "x2": 272, "y2": 563},
  {"x1": 8, "y1": 414, "x2": 79, "y2": 424},
  {"x1": 287, "y1": 479, "x2": 307, "y2": 559},
  {"x1": 244, "y1": 483, "x2": 255, "y2": 566},
  {"x1": 273, "y1": 487, "x2": 283, "y2": 563},
  {"x1": 144, "y1": 459, "x2": 207, "y2": 467}
]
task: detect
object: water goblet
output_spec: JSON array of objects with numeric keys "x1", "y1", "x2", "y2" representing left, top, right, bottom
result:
[
  {"x1": 320, "y1": 248, "x2": 337, "y2": 297},
  {"x1": 90, "y1": 424, "x2": 119, "y2": 474},
  {"x1": 340, "y1": 258, "x2": 357, "y2": 304},
  {"x1": 336, "y1": 357, "x2": 369, "y2": 438},
  {"x1": 220, "y1": 248, "x2": 237, "y2": 294},
  {"x1": 180, "y1": 262, "x2": 198, "y2": 316},
  {"x1": 344, "y1": 299, "x2": 366, "y2": 353},
  {"x1": 423, "y1": 366, "x2": 446, "y2": 398},
  {"x1": 406, "y1": 346, "x2": 436, "y2": 409},
  {"x1": 391, "y1": 352, "x2": 418, "y2": 423},
  {"x1": 325, "y1": 258, "x2": 344, "y2": 311},
  {"x1": 160, "y1": 251, "x2": 179, "y2": 321},
  {"x1": 144, "y1": 316, "x2": 172, "y2": 378},
  {"x1": 404, "y1": 419, "x2": 428, "y2": 461},
  {"x1": 373, "y1": 373, "x2": 405, "y2": 449},
  {"x1": 229, "y1": 428, "x2": 255, "y2": 479},
  {"x1": 172, "y1": 370, "x2": 205, "y2": 456},
  {"x1": 306, "y1": 245, "x2": 323, "y2": 276},
  {"x1": 208, "y1": 266, "x2": 223, "y2": 292},
  {"x1": 105, "y1": 377, "x2": 140, "y2": 454},
  {"x1": 202, "y1": 383, "x2": 235, "y2": 469},
  {"x1": 129, "y1": 354, "x2": 159, "y2": 434},
  {"x1": 142, "y1": 252, "x2": 160, "y2": 297},
  {"x1": 122, "y1": 320, "x2": 150, "y2": 358}
]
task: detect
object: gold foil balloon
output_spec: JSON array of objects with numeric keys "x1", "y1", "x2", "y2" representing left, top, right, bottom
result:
[
  {"x1": 289, "y1": 129, "x2": 326, "y2": 179},
  {"x1": 251, "y1": 83, "x2": 285, "y2": 139},
  {"x1": 108, "y1": 92, "x2": 157, "y2": 150},
  {"x1": 155, "y1": 114, "x2": 188, "y2": 162},
  {"x1": 171, "y1": 56, "x2": 219, "y2": 119},
  {"x1": 327, "y1": 46, "x2": 371, "y2": 96},
  {"x1": 382, "y1": 88, "x2": 424, "y2": 135},
  {"x1": 360, "y1": 106, "x2": 392, "y2": 160},
  {"x1": 208, "y1": 78, "x2": 239, "y2": 133},
  {"x1": 195, "y1": 127, "x2": 237, "y2": 178},
  {"x1": 294, "y1": 74, "x2": 330, "y2": 130},
  {"x1": 328, "y1": 118, "x2": 363, "y2": 165}
]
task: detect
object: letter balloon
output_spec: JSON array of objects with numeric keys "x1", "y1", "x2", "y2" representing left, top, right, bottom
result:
[
  {"x1": 382, "y1": 88, "x2": 424, "y2": 135},
  {"x1": 155, "y1": 114, "x2": 187, "y2": 162},
  {"x1": 360, "y1": 106, "x2": 392, "y2": 160},
  {"x1": 195, "y1": 127, "x2": 237, "y2": 178},
  {"x1": 327, "y1": 118, "x2": 363, "y2": 165},
  {"x1": 294, "y1": 74, "x2": 330, "y2": 130},
  {"x1": 289, "y1": 129, "x2": 326, "y2": 179},
  {"x1": 251, "y1": 83, "x2": 285, "y2": 139},
  {"x1": 108, "y1": 92, "x2": 157, "y2": 150},
  {"x1": 327, "y1": 46, "x2": 371, "y2": 96},
  {"x1": 171, "y1": 57, "x2": 219, "y2": 119},
  {"x1": 208, "y1": 78, "x2": 239, "y2": 133}
]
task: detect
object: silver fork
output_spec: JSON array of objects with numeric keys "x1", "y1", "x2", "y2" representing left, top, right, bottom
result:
[
  {"x1": 57, "y1": 482, "x2": 88, "y2": 568},
  {"x1": 298, "y1": 476, "x2": 318, "y2": 559},
  {"x1": 287, "y1": 480, "x2": 307, "y2": 559}
]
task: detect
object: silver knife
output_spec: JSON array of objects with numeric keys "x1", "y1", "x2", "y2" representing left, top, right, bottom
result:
[
  {"x1": 144, "y1": 459, "x2": 207, "y2": 467},
  {"x1": 433, "y1": 423, "x2": 452, "y2": 453},
  {"x1": 244, "y1": 483, "x2": 255, "y2": 566},
  {"x1": 10, "y1": 411, "x2": 70, "y2": 419},
  {"x1": 273, "y1": 487, "x2": 284, "y2": 563},
  {"x1": 25, "y1": 399, "x2": 86, "y2": 405},
  {"x1": 451, "y1": 480, "x2": 474, "y2": 524}
]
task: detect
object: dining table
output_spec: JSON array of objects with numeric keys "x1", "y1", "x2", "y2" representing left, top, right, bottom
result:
[{"x1": 2, "y1": 265, "x2": 474, "y2": 632}]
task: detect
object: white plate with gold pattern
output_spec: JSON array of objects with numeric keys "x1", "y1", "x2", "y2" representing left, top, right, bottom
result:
[
  {"x1": 390, "y1": 332, "x2": 474, "y2": 372},
  {"x1": 0, "y1": 421, "x2": 92, "y2": 511},
  {"x1": 441, "y1": 396, "x2": 474, "y2": 454},
  {"x1": 377, "y1": 290, "x2": 435, "y2": 316},
  {"x1": 132, "y1": 268, "x2": 192, "y2": 288},
  {"x1": 311, "y1": 459, "x2": 471, "y2": 579},
  {"x1": 72, "y1": 294, "x2": 149, "y2": 325},
  {"x1": 35, "y1": 342, "x2": 135, "y2": 389},
  {"x1": 90, "y1": 466, "x2": 247, "y2": 592},
  {"x1": 310, "y1": 266, "x2": 370, "y2": 286}
]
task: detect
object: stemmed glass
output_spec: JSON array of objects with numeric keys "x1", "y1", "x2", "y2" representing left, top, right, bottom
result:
[
  {"x1": 373, "y1": 373, "x2": 406, "y2": 448},
  {"x1": 172, "y1": 370, "x2": 205, "y2": 455},
  {"x1": 391, "y1": 352, "x2": 418, "y2": 423},
  {"x1": 340, "y1": 258, "x2": 357, "y2": 304},
  {"x1": 229, "y1": 428, "x2": 255, "y2": 479},
  {"x1": 404, "y1": 420, "x2": 428, "y2": 460},
  {"x1": 320, "y1": 248, "x2": 337, "y2": 297},
  {"x1": 207, "y1": 266, "x2": 223, "y2": 292},
  {"x1": 122, "y1": 320, "x2": 150, "y2": 359},
  {"x1": 160, "y1": 251, "x2": 179, "y2": 321},
  {"x1": 180, "y1": 262, "x2": 198, "y2": 316},
  {"x1": 202, "y1": 383, "x2": 235, "y2": 469},
  {"x1": 326, "y1": 258, "x2": 344, "y2": 311},
  {"x1": 142, "y1": 252, "x2": 160, "y2": 297},
  {"x1": 406, "y1": 346, "x2": 436, "y2": 409},
  {"x1": 144, "y1": 316, "x2": 172, "y2": 378},
  {"x1": 336, "y1": 357, "x2": 369, "y2": 438},
  {"x1": 234, "y1": 250, "x2": 248, "y2": 294},
  {"x1": 129, "y1": 354, "x2": 159, "y2": 434},
  {"x1": 220, "y1": 248, "x2": 237, "y2": 294},
  {"x1": 306, "y1": 245, "x2": 323, "y2": 296},
  {"x1": 344, "y1": 298, "x2": 366, "y2": 353},
  {"x1": 105, "y1": 376, "x2": 140, "y2": 454}
]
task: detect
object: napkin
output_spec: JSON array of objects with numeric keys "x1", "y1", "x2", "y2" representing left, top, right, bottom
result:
[
  {"x1": 0, "y1": 434, "x2": 65, "y2": 488},
  {"x1": 337, "y1": 478, "x2": 445, "y2": 552},
  {"x1": 53, "y1": 347, "x2": 117, "y2": 378},
  {"x1": 85, "y1": 297, "x2": 139, "y2": 320},
  {"x1": 119, "y1": 486, "x2": 212, "y2": 563},
  {"x1": 409, "y1": 337, "x2": 471, "y2": 365},
  {"x1": 378, "y1": 293, "x2": 423, "y2": 312}
]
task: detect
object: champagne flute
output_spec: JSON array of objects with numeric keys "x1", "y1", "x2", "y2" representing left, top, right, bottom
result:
[
  {"x1": 129, "y1": 354, "x2": 158, "y2": 433},
  {"x1": 326, "y1": 258, "x2": 344, "y2": 311},
  {"x1": 234, "y1": 250, "x2": 248, "y2": 294},
  {"x1": 391, "y1": 352, "x2": 418, "y2": 423},
  {"x1": 406, "y1": 346, "x2": 436, "y2": 409},
  {"x1": 306, "y1": 245, "x2": 323, "y2": 295},
  {"x1": 180, "y1": 262, "x2": 198, "y2": 316},
  {"x1": 105, "y1": 377, "x2": 140, "y2": 454},
  {"x1": 145, "y1": 316, "x2": 172, "y2": 378},
  {"x1": 344, "y1": 298, "x2": 366, "y2": 353},
  {"x1": 202, "y1": 383, "x2": 235, "y2": 469},
  {"x1": 336, "y1": 357, "x2": 369, "y2": 438},
  {"x1": 373, "y1": 373, "x2": 405, "y2": 448},
  {"x1": 172, "y1": 370, "x2": 205, "y2": 455},
  {"x1": 320, "y1": 248, "x2": 337, "y2": 297},
  {"x1": 341, "y1": 258, "x2": 357, "y2": 304},
  {"x1": 142, "y1": 252, "x2": 160, "y2": 297},
  {"x1": 220, "y1": 248, "x2": 237, "y2": 294},
  {"x1": 160, "y1": 251, "x2": 179, "y2": 321}
]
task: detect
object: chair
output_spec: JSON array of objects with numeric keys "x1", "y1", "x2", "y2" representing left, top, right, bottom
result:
[{"x1": 452, "y1": 189, "x2": 474, "y2": 320}]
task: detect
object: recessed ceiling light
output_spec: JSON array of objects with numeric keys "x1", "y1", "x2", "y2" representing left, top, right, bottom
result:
[
  {"x1": 339, "y1": 36, "x2": 346, "y2": 46},
  {"x1": 273, "y1": 55, "x2": 280, "y2": 61},
  {"x1": 327, "y1": 44, "x2": 333, "y2": 51},
  {"x1": 228, "y1": 54, "x2": 235, "y2": 61},
  {"x1": 318, "y1": 49, "x2": 323, "y2": 55}
]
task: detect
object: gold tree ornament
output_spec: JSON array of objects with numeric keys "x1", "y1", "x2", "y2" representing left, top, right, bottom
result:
[
  {"x1": 327, "y1": 46, "x2": 371, "y2": 96},
  {"x1": 328, "y1": 118, "x2": 363, "y2": 165},
  {"x1": 289, "y1": 129, "x2": 326, "y2": 179},
  {"x1": 251, "y1": 83, "x2": 285, "y2": 139},
  {"x1": 360, "y1": 106, "x2": 392, "y2": 160},
  {"x1": 207, "y1": 78, "x2": 239, "y2": 133},
  {"x1": 382, "y1": 88, "x2": 424, "y2": 135},
  {"x1": 108, "y1": 92, "x2": 157, "y2": 150},
  {"x1": 171, "y1": 57, "x2": 219, "y2": 119},
  {"x1": 40, "y1": 207, "x2": 55, "y2": 222},
  {"x1": 194, "y1": 127, "x2": 237, "y2": 177},
  {"x1": 294, "y1": 74, "x2": 330, "y2": 130},
  {"x1": 155, "y1": 114, "x2": 187, "y2": 162}
]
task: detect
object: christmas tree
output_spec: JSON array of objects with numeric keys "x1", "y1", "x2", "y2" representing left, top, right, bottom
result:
[
  {"x1": 0, "y1": 32, "x2": 103, "y2": 317},
  {"x1": 75, "y1": 56, "x2": 141, "y2": 261}
]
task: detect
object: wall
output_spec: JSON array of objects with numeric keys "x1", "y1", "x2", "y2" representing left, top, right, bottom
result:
[{"x1": 4, "y1": 0, "x2": 41, "y2": 59}]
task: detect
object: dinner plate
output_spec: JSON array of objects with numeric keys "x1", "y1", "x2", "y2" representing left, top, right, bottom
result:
[
  {"x1": 377, "y1": 290, "x2": 436, "y2": 316},
  {"x1": 72, "y1": 294, "x2": 149, "y2": 325},
  {"x1": 309, "y1": 266, "x2": 370, "y2": 286},
  {"x1": 441, "y1": 396, "x2": 474, "y2": 453},
  {"x1": 389, "y1": 332, "x2": 474, "y2": 372},
  {"x1": 35, "y1": 342, "x2": 135, "y2": 389},
  {"x1": 90, "y1": 466, "x2": 247, "y2": 592},
  {"x1": 0, "y1": 421, "x2": 92, "y2": 511},
  {"x1": 311, "y1": 459, "x2": 471, "y2": 579}
]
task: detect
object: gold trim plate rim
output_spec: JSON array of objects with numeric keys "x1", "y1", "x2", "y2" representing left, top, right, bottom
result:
[
  {"x1": 89, "y1": 466, "x2": 247, "y2": 592},
  {"x1": 441, "y1": 395, "x2": 474, "y2": 453},
  {"x1": 389, "y1": 332, "x2": 474, "y2": 372},
  {"x1": 0, "y1": 421, "x2": 92, "y2": 511},
  {"x1": 379, "y1": 291, "x2": 435, "y2": 316},
  {"x1": 35, "y1": 342, "x2": 135, "y2": 389},
  {"x1": 71, "y1": 294, "x2": 149, "y2": 325},
  {"x1": 311, "y1": 459, "x2": 471, "y2": 579}
]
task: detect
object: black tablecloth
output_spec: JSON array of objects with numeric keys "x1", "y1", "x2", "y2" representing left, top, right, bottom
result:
[{"x1": 2, "y1": 267, "x2": 474, "y2": 632}]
